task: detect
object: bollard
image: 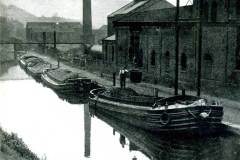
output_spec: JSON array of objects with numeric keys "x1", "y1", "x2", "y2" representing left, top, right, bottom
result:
[{"x1": 113, "y1": 72, "x2": 116, "y2": 86}]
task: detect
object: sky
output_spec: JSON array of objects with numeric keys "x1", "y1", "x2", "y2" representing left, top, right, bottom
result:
[{"x1": 1, "y1": 0, "x2": 191, "y2": 28}]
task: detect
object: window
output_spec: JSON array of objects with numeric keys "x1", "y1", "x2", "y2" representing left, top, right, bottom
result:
[
  {"x1": 137, "y1": 49, "x2": 143, "y2": 67},
  {"x1": 150, "y1": 50, "x2": 156, "y2": 66},
  {"x1": 237, "y1": 0, "x2": 240, "y2": 15},
  {"x1": 111, "y1": 45, "x2": 114, "y2": 62},
  {"x1": 203, "y1": 1, "x2": 209, "y2": 21},
  {"x1": 105, "y1": 44, "x2": 108, "y2": 61},
  {"x1": 165, "y1": 51, "x2": 170, "y2": 71},
  {"x1": 211, "y1": 1, "x2": 217, "y2": 22},
  {"x1": 181, "y1": 53, "x2": 187, "y2": 71},
  {"x1": 128, "y1": 47, "x2": 134, "y2": 62},
  {"x1": 236, "y1": 48, "x2": 240, "y2": 70},
  {"x1": 236, "y1": 27, "x2": 240, "y2": 69}
]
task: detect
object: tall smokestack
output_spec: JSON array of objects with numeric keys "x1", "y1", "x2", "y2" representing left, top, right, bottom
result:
[{"x1": 82, "y1": 0, "x2": 94, "y2": 44}]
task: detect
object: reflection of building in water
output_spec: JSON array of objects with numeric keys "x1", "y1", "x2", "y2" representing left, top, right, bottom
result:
[
  {"x1": 84, "y1": 103, "x2": 91, "y2": 158},
  {"x1": 89, "y1": 106, "x2": 240, "y2": 160}
]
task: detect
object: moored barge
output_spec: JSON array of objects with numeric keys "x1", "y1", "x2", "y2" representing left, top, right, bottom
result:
[
  {"x1": 89, "y1": 87, "x2": 224, "y2": 133},
  {"x1": 41, "y1": 68, "x2": 98, "y2": 96}
]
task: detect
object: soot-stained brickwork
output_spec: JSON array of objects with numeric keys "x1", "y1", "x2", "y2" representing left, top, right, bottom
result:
[{"x1": 103, "y1": 0, "x2": 240, "y2": 94}]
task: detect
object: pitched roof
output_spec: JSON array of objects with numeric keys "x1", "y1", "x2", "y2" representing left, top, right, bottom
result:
[
  {"x1": 108, "y1": 1, "x2": 148, "y2": 17},
  {"x1": 117, "y1": 5, "x2": 193, "y2": 23}
]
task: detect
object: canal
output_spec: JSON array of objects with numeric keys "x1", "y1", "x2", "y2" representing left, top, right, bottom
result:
[{"x1": 0, "y1": 61, "x2": 240, "y2": 160}]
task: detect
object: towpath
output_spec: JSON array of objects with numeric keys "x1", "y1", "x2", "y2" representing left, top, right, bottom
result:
[{"x1": 28, "y1": 51, "x2": 240, "y2": 125}]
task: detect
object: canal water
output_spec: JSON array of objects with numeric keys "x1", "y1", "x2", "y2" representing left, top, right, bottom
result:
[{"x1": 0, "y1": 61, "x2": 240, "y2": 160}]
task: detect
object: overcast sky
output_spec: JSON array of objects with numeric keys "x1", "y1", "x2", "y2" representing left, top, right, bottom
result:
[{"x1": 1, "y1": 0, "x2": 191, "y2": 28}]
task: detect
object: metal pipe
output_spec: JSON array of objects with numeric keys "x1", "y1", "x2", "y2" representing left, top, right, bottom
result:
[
  {"x1": 197, "y1": 0, "x2": 203, "y2": 96},
  {"x1": 174, "y1": 0, "x2": 180, "y2": 95}
]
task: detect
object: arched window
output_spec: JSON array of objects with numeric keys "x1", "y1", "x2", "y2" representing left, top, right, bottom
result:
[
  {"x1": 211, "y1": 1, "x2": 217, "y2": 22},
  {"x1": 150, "y1": 50, "x2": 156, "y2": 66},
  {"x1": 181, "y1": 53, "x2": 187, "y2": 71},
  {"x1": 165, "y1": 51, "x2": 170, "y2": 71}
]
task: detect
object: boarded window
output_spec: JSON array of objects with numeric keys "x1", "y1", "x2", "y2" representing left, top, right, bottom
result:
[
  {"x1": 181, "y1": 53, "x2": 187, "y2": 71},
  {"x1": 150, "y1": 50, "x2": 156, "y2": 66},
  {"x1": 211, "y1": 1, "x2": 217, "y2": 22}
]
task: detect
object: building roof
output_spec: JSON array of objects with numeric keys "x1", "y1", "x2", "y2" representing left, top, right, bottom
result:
[
  {"x1": 108, "y1": 0, "x2": 174, "y2": 19},
  {"x1": 103, "y1": 34, "x2": 116, "y2": 41},
  {"x1": 117, "y1": 5, "x2": 193, "y2": 23},
  {"x1": 140, "y1": 0, "x2": 174, "y2": 12},
  {"x1": 108, "y1": 1, "x2": 148, "y2": 17}
]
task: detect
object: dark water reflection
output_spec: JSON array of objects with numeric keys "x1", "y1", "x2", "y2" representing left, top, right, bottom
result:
[{"x1": 88, "y1": 105, "x2": 240, "y2": 160}]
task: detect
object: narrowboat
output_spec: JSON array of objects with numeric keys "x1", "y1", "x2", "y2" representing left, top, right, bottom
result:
[
  {"x1": 18, "y1": 55, "x2": 43, "y2": 70},
  {"x1": 26, "y1": 62, "x2": 53, "y2": 81},
  {"x1": 41, "y1": 68, "x2": 98, "y2": 96},
  {"x1": 89, "y1": 87, "x2": 224, "y2": 133}
]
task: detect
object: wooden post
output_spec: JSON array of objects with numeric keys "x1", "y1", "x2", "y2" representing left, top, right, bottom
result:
[
  {"x1": 13, "y1": 43, "x2": 17, "y2": 60},
  {"x1": 197, "y1": 0, "x2": 203, "y2": 97},
  {"x1": 53, "y1": 30, "x2": 60, "y2": 68},
  {"x1": 225, "y1": 2, "x2": 230, "y2": 83},
  {"x1": 42, "y1": 32, "x2": 46, "y2": 54},
  {"x1": 113, "y1": 72, "x2": 116, "y2": 86},
  {"x1": 53, "y1": 31, "x2": 56, "y2": 49},
  {"x1": 84, "y1": 103, "x2": 91, "y2": 158},
  {"x1": 174, "y1": 0, "x2": 180, "y2": 95}
]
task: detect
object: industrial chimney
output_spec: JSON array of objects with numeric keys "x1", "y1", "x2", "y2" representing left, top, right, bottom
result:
[{"x1": 82, "y1": 0, "x2": 94, "y2": 44}]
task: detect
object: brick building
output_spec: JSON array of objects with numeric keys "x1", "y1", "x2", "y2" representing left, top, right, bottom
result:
[
  {"x1": 103, "y1": 0, "x2": 240, "y2": 95},
  {"x1": 26, "y1": 22, "x2": 82, "y2": 44}
]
